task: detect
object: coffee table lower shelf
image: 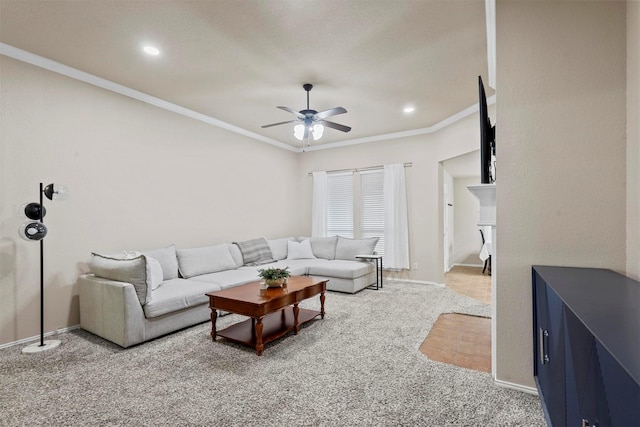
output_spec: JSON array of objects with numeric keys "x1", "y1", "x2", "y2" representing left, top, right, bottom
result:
[{"x1": 216, "y1": 306, "x2": 321, "y2": 352}]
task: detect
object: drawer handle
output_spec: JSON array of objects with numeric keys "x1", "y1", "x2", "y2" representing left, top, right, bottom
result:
[{"x1": 539, "y1": 328, "x2": 549, "y2": 364}]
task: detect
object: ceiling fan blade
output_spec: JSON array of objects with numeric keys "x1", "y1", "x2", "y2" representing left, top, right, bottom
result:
[
  {"x1": 277, "y1": 106, "x2": 305, "y2": 118},
  {"x1": 314, "y1": 107, "x2": 347, "y2": 120},
  {"x1": 261, "y1": 120, "x2": 297, "y2": 129},
  {"x1": 320, "y1": 120, "x2": 351, "y2": 133}
]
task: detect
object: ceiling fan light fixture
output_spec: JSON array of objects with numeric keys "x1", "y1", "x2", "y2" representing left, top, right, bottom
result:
[
  {"x1": 263, "y1": 83, "x2": 350, "y2": 145},
  {"x1": 312, "y1": 124, "x2": 324, "y2": 140},
  {"x1": 293, "y1": 124, "x2": 305, "y2": 140}
]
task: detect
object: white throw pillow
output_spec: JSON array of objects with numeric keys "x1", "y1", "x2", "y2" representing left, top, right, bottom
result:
[
  {"x1": 286, "y1": 239, "x2": 316, "y2": 260},
  {"x1": 268, "y1": 237, "x2": 295, "y2": 260},
  {"x1": 176, "y1": 244, "x2": 237, "y2": 278},
  {"x1": 143, "y1": 245, "x2": 179, "y2": 280},
  {"x1": 146, "y1": 257, "x2": 164, "y2": 290},
  {"x1": 228, "y1": 243, "x2": 244, "y2": 268}
]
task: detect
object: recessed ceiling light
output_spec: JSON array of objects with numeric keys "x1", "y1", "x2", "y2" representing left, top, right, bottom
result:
[
  {"x1": 143, "y1": 46, "x2": 160, "y2": 56},
  {"x1": 403, "y1": 106, "x2": 415, "y2": 114}
]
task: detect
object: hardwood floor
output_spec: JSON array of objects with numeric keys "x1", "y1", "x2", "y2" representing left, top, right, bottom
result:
[
  {"x1": 419, "y1": 266, "x2": 492, "y2": 373},
  {"x1": 443, "y1": 265, "x2": 491, "y2": 305}
]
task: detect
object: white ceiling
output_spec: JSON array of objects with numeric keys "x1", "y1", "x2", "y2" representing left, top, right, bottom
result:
[{"x1": 0, "y1": 0, "x2": 494, "y2": 151}]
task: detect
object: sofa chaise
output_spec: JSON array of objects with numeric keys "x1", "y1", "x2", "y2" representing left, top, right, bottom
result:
[{"x1": 78, "y1": 236, "x2": 378, "y2": 348}]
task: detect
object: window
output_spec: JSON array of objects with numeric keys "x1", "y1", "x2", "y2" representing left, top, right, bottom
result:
[
  {"x1": 326, "y1": 173, "x2": 353, "y2": 238},
  {"x1": 325, "y1": 170, "x2": 384, "y2": 255},
  {"x1": 315, "y1": 164, "x2": 409, "y2": 270}
]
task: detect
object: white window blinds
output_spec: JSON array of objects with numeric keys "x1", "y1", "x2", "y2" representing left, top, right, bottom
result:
[
  {"x1": 326, "y1": 172, "x2": 354, "y2": 238},
  {"x1": 360, "y1": 170, "x2": 385, "y2": 256}
]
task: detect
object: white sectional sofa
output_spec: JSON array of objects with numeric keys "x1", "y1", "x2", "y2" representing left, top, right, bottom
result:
[{"x1": 78, "y1": 236, "x2": 378, "y2": 348}]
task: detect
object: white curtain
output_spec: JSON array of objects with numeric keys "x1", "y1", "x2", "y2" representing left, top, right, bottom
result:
[
  {"x1": 383, "y1": 163, "x2": 410, "y2": 270},
  {"x1": 311, "y1": 171, "x2": 328, "y2": 237}
]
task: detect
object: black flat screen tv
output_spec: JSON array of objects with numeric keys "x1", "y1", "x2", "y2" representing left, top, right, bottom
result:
[{"x1": 479, "y1": 76, "x2": 496, "y2": 184}]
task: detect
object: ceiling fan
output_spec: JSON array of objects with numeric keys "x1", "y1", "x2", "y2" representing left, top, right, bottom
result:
[{"x1": 262, "y1": 83, "x2": 351, "y2": 141}]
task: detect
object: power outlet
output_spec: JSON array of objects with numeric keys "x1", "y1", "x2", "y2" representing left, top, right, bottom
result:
[{"x1": 413, "y1": 262, "x2": 418, "y2": 270}]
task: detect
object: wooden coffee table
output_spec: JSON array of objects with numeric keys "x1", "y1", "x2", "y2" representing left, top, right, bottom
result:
[{"x1": 206, "y1": 276, "x2": 327, "y2": 355}]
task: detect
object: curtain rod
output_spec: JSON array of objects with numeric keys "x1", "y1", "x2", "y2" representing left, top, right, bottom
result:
[{"x1": 308, "y1": 162, "x2": 412, "y2": 176}]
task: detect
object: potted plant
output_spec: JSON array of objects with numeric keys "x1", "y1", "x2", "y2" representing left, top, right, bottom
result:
[{"x1": 257, "y1": 266, "x2": 291, "y2": 288}]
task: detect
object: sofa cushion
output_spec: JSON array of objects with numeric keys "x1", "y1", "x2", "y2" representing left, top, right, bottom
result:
[
  {"x1": 267, "y1": 237, "x2": 295, "y2": 261},
  {"x1": 192, "y1": 268, "x2": 260, "y2": 289},
  {"x1": 335, "y1": 236, "x2": 379, "y2": 261},
  {"x1": 234, "y1": 238, "x2": 275, "y2": 266},
  {"x1": 307, "y1": 259, "x2": 374, "y2": 279},
  {"x1": 176, "y1": 244, "x2": 237, "y2": 278},
  {"x1": 287, "y1": 239, "x2": 316, "y2": 260},
  {"x1": 89, "y1": 253, "x2": 150, "y2": 305},
  {"x1": 143, "y1": 278, "x2": 222, "y2": 319},
  {"x1": 239, "y1": 259, "x2": 309, "y2": 277},
  {"x1": 309, "y1": 236, "x2": 338, "y2": 260},
  {"x1": 143, "y1": 245, "x2": 179, "y2": 280}
]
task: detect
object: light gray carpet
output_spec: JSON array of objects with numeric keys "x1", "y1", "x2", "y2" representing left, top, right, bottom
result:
[{"x1": 0, "y1": 282, "x2": 544, "y2": 426}]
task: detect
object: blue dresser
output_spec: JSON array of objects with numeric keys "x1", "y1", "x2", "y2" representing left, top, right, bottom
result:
[{"x1": 532, "y1": 266, "x2": 640, "y2": 427}]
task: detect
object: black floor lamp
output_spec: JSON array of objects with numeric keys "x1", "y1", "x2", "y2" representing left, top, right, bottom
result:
[{"x1": 19, "y1": 182, "x2": 69, "y2": 354}]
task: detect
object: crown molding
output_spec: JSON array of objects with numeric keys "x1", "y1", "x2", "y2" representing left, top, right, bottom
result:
[
  {"x1": 0, "y1": 43, "x2": 297, "y2": 152},
  {"x1": 303, "y1": 94, "x2": 496, "y2": 152},
  {"x1": 1, "y1": 42, "x2": 495, "y2": 154}
]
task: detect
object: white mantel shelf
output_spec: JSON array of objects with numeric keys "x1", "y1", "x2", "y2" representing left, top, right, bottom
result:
[{"x1": 467, "y1": 184, "x2": 496, "y2": 226}]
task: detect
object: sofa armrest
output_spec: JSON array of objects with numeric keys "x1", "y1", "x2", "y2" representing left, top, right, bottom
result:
[{"x1": 78, "y1": 274, "x2": 146, "y2": 348}]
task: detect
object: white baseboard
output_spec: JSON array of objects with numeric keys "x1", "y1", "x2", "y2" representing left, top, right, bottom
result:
[
  {"x1": 0, "y1": 325, "x2": 81, "y2": 350},
  {"x1": 385, "y1": 278, "x2": 445, "y2": 287},
  {"x1": 494, "y1": 378, "x2": 538, "y2": 395},
  {"x1": 452, "y1": 263, "x2": 484, "y2": 268}
]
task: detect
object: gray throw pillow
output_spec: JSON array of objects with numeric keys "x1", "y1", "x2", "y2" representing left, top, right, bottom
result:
[
  {"x1": 309, "y1": 236, "x2": 338, "y2": 260},
  {"x1": 89, "y1": 253, "x2": 150, "y2": 305},
  {"x1": 234, "y1": 238, "x2": 275, "y2": 266},
  {"x1": 335, "y1": 236, "x2": 380, "y2": 261}
]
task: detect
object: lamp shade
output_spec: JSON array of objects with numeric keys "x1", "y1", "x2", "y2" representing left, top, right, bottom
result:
[
  {"x1": 293, "y1": 124, "x2": 305, "y2": 141},
  {"x1": 294, "y1": 123, "x2": 325, "y2": 141},
  {"x1": 19, "y1": 222, "x2": 48, "y2": 241},
  {"x1": 312, "y1": 124, "x2": 324, "y2": 140},
  {"x1": 43, "y1": 183, "x2": 70, "y2": 201},
  {"x1": 23, "y1": 203, "x2": 46, "y2": 220}
]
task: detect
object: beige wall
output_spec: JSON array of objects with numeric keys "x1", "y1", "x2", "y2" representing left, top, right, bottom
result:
[
  {"x1": 628, "y1": 0, "x2": 640, "y2": 281},
  {"x1": 496, "y1": 1, "x2": 627, "y2": 387},
  {"x1": 4, "y1": 5, "x2": 636, "y2": 377},
  {"x1": 0, "y1": 57, "x2": 301, "y2": 345},
  {"x1": 296, "y1": 115, "x2": 480, "y2": 284},
  {"x1": 453, "y1": 176, "x2": 482, "y2": 266},
  {"x1": 0, "y1": 53, "x2": 481, "y2": 346}
]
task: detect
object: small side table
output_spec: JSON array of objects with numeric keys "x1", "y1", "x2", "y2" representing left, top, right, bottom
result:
[{"x1": 356, "y1": 254, "x2": 383, "y2": 290}]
